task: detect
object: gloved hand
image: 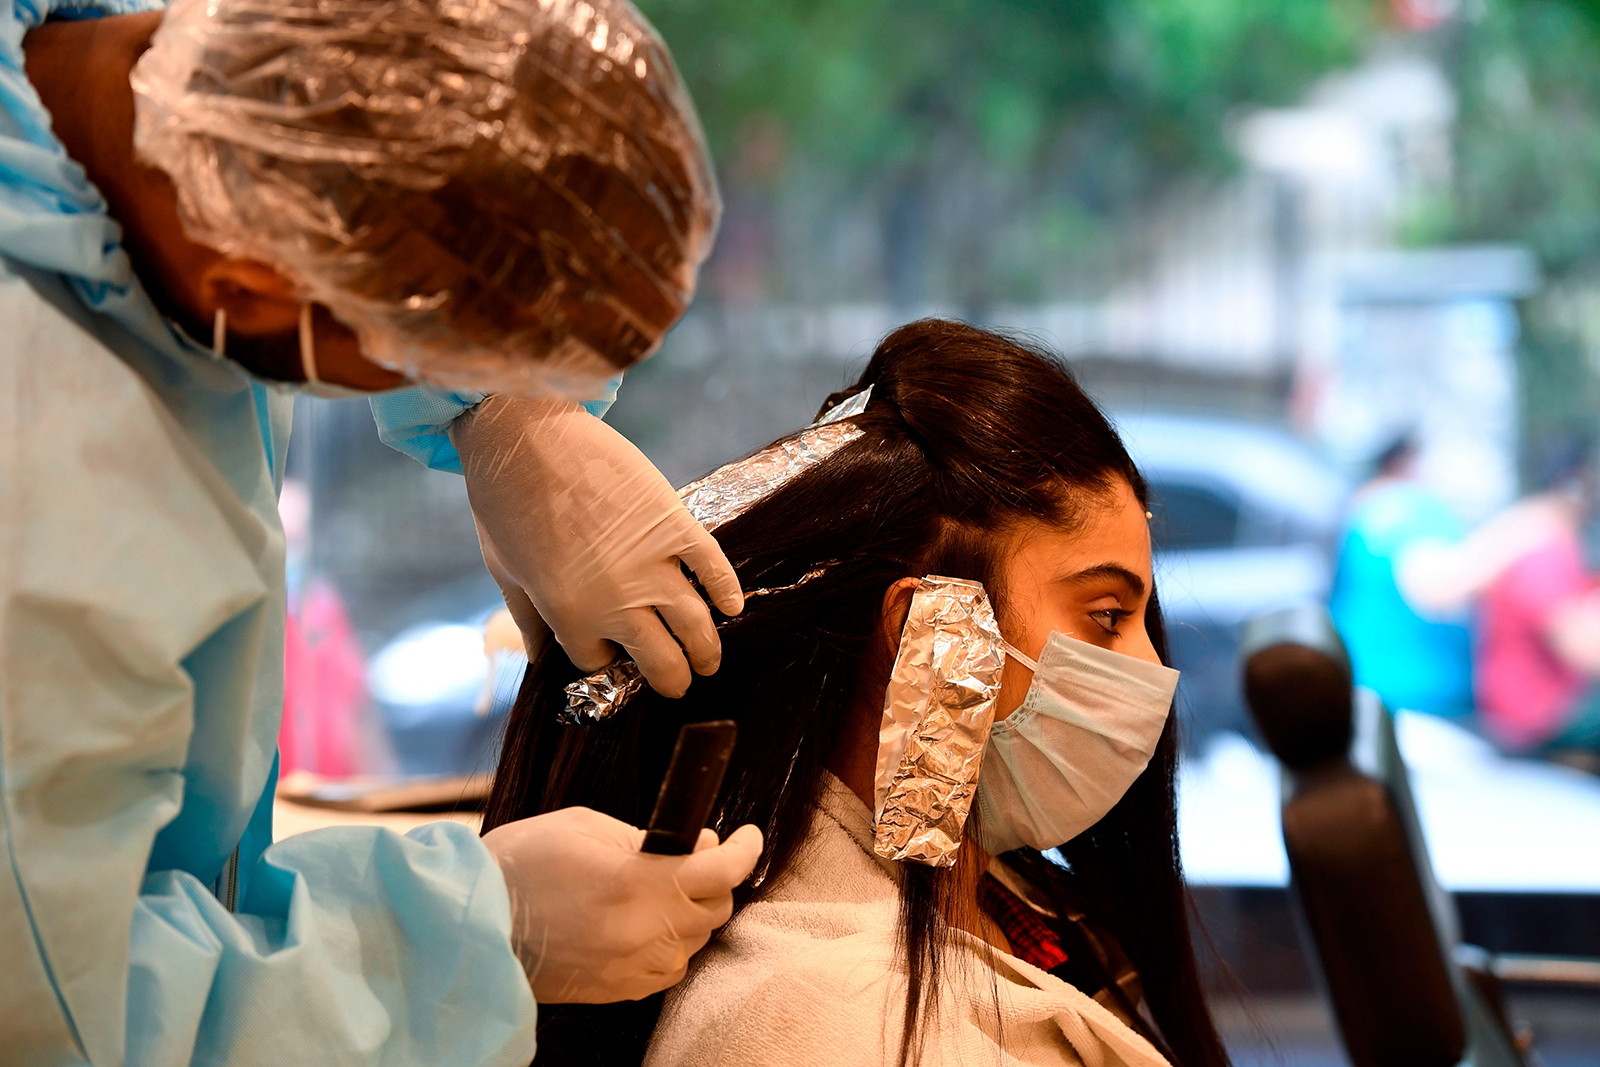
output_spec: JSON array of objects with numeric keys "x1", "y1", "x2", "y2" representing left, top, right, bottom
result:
[
  {"x1": 483, "y1": 806, "x2": 764, "y2": 1003},
  {"x1": 452, "y1": 396, "x2": 744, "y2": 697}
]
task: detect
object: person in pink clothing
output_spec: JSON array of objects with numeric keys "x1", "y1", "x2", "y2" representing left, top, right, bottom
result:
[
  {"x1": 1478, "y1": 522, "x2": 1595, "y2": 749},
  {"x1": 1475, "y1": 442, "x2": 1600, "y2": 766},
  {"x1": 278, "y1": 479, "x2": 372, "y2": 777},
  {"x1": 281, "y1": 581, "x2": 370, "y2": 776}
]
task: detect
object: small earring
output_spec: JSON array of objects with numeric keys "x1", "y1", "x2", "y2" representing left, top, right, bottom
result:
[
  {"x1": 211, "y1": 308, "x2": 227, "y2": 361},
  {"x1": 298, "y1": 303, "x2": 319, "y2": 384}
]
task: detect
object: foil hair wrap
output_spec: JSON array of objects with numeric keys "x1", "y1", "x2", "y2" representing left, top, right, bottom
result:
[
  {"x1": 562, "y1": 657, "x2": 646, "y2": 724},
  {"x1": 560, "y1": 399, "x2": 870, "y2": 724},
  {"x1": 678, "y1": 416, "x2": 866, "y2": 531},
  {"x1": 873, "y1": 576, "x2": 1006, "y2": 866},
  {"x1": 131, "y1": 0, "x2": 719, "y2": 399}
]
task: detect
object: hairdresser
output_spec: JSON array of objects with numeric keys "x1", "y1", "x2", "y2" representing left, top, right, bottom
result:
[{"x1": 0, "y1": 0, "x2": 763, "y2": 1062}]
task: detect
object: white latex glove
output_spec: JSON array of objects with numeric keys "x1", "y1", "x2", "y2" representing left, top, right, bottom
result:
[
  {"x1": 484, "y1": 807, "x2": 764, "y2": 1003},
  {"x1": 452, "y1": 396, "x2": 744, "y2": 697}
]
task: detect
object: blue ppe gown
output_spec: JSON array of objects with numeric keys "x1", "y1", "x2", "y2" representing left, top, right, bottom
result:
[{"x1": 0, "y1": 1, "x2": 542, "y2": 1063}]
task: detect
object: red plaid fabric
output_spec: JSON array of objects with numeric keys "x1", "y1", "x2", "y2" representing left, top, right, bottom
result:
[{"x1": 977, "y1": 873, "x2": 1068, "y2": 972}]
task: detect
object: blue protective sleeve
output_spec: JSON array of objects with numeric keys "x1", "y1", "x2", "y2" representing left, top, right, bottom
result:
[
  {"x1": 0, "y1": 261, "x2": 542, "y2": 1067},
  {"x1": 370, "y1": 378, "x2": 622, "y2": 474},
  {"x1": 0, "y1": 2, "x2": 539, "y2": 1062},
  {"x1": 126, "y1": 824, "x2": 536, "y2": 1067},
  {"x1": 0, "y1": 266, "x2": 542, "y2": 1067}
]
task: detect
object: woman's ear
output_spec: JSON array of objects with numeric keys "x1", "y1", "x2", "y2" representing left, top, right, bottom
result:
[
  {"x1": 878, "y1": 577, "x2": 922, "y2": 656},
  {"x1": 200, "y1": 257, "x2": 302, "y2": 337}
]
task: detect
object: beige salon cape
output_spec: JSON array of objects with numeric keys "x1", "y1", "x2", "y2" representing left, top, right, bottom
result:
[{"x1": 645, "y1": 776, "x2": 1172, "y2": 1067}]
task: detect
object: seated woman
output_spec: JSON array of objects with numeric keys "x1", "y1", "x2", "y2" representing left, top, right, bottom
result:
[{"x1": 483, "y1": 320, "x2": 1230, "y2": 1067}]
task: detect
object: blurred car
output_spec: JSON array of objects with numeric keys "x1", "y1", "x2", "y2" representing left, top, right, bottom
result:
[
  {"x1": 367, "y1": 605, "x2": 526, "y2": 777},
  {"x1": 1112, "y1": 412, "x2": 1351, "y2": 748},
  {"x1": 366, "y1": 412, "x2": 1349, "y2": 771}
]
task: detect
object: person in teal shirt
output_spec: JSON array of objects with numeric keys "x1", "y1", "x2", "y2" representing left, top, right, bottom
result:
[
  {"x1": 0, "y1": 1, "x2": 762, "y2": 1063},
  {"x1": 1329, "y1": 437, "x2": 1475, "y2": 717}
]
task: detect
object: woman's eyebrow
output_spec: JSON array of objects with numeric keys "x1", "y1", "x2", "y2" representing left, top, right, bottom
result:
[{"x1": 1055, "y1": 563, "x2": 1147, "y2": 597}]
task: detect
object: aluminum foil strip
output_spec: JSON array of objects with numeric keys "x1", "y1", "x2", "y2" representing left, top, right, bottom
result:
[
  {"x1": 560, "y1": 389, "x2": 872, "y2": 724},
  {"x1": 813, "y1": 382, "x2": 874, "y2": 425},
  {"x1": 558, "y1": 562, "x2": 831, "y2": 725},
  {"x1": 678, "y1": 418, "x2": 865, "y2": 531},
  {"x1": 872, "y1": 576, "x2": 1006, "y2": 866},
  {"x1": 562, "y1": 658, "x2": 646, "y2": 725}
]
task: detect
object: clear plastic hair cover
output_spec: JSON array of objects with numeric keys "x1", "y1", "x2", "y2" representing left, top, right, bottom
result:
[{"x1": 131, "y1": 0, "x2": 720, "y2": 397}]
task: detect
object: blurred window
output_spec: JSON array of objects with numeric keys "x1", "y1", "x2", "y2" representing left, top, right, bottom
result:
[{"x1": 1149, "y1": 480, "x2": 1240, "y2": 551}]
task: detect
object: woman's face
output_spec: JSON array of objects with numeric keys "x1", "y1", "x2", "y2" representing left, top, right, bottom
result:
[{"x1": 994, "y1": 477, "x2": 1159, "y2": 719}]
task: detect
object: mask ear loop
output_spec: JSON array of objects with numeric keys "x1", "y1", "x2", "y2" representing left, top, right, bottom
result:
[
  {"x1": 298, "y1": 303, "x2": 320, "y2": 384},
  {"x1": 998, "y1": 637, "x2": 1037, "y2": 674},
  {"x1": 211, "y1": 308, "x2": 227, "y2": 361}
]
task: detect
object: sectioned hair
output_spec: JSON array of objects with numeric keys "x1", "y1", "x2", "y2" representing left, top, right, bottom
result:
[{"x1": 484, "y1": 319, "x2": 1231, "y2": 1067}]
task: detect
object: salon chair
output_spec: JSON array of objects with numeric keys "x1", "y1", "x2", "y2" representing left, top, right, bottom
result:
[{"x1": 1239, "y1": 606, "x2": 1600, "y2": 1067}]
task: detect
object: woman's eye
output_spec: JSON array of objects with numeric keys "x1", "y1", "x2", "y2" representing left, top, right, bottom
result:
[{"x1": 1089, "y1": 609, "x2": 1129, "y2": 635}]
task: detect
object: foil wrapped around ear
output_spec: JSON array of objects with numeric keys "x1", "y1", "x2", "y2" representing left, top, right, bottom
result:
[
  {"x1": 559, "y1": 387, "x2": 871, "y2": 725},
  {"x1": 872, "y1": 576, "x2": 1006, "y2": 866}
]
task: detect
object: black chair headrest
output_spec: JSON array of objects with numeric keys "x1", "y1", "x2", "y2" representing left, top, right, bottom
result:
[{"x1": 1241, "y1": 605, "x2": 1355, "y2": 770}]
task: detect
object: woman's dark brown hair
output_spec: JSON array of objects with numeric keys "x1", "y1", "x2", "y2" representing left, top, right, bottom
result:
[{"x1": 484, "y1": 319, "x2": 1231, "y2": 1067}]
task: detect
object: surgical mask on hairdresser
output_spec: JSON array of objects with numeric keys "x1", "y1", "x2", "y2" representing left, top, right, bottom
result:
[
  {"x1": 974, "y1": 632, "x2": 1178, "y2": 854},
  {"x1": 295, "y1": 303, "x2": 380, "y2": 399},
  {"x1": 209, "y1": 305, "x2": 377, "y2": 399}
]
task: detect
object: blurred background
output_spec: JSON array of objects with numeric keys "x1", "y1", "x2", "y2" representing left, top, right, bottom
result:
[{"x1": 282, "y1": 0, "x2": 1600, "y2": 1061}]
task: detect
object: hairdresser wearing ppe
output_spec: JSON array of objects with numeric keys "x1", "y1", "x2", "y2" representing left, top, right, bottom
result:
[{"x1": 0, "y1": 0, "x2": 764, "y2": 1063}]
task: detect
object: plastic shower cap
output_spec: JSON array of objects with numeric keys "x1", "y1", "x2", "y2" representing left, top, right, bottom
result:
[{"x1": 131, "y1": 0, "x2": 720, "y2": 397}]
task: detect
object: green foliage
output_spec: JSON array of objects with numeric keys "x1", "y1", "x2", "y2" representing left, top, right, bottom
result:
[
  {"x1": 1452, "y1": 0, "x2": 1600, "y2": 274},
  {"x1": 641, "y1": 0, "x2": 1370, "y2": 203},
  {"x1": 1516, "y1": 313, "x2": 1600, "y2": 476}
]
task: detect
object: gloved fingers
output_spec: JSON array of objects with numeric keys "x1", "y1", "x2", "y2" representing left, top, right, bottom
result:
[
  {"x1": 680, "y1": 888, "x2": 735, "y2": 933},
  {"x1": 642, "y1": 924, "x2": 703, "y2": 978},
  {"x1": 655, "y1": 963, "x2": 691, "y2": 997},
  {"x1": 544, "y1": 967, "x2": 669, "y2": 1005},
  {"x1": 614, "y1": 609, "x2": 694, "y2": 698},
  {"x1": 499, "y1": 583, "x2": 551, "y2": 660},
  {"x1": 676, "y1": 522, "x2": 744, "y2": 617},
  {"x1": 578, "y1": 918, "x2": 701, "y2": 1001},
  {"x1": 643, "y1": 893, "x2": 732, "y2": 963},
  {"x1": 692, "y1": 827, "x2": 718, "y2": 853},
  {"x1": 603, "y1": 972, "x2": 684, "y2": 1004},
  {"x1": 603, "y1": 951, "x2": 692, "y2": 1003},
  {"x1": 668, "y1": 928, "x2": 712, "y2": 973},
  {"x1": 655, "y1": 590, "x2": 722, "y2": 677},
  {"x1": 658, "y1": 937, "x2": 696, "y2": 979},
  {"x1": 473, "y1": 521, "x2": 552, "y2": 659},
  {"x1": 552, "y1": 628, "x2": 619, "y2": 675},
  {"x1": 672, "y1": 824, "x2": 764, "y2": 901}
]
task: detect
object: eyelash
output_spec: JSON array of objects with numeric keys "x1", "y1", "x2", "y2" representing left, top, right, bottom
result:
[{"x1": 1089, "y1": 609, "x2": 1132, "y2": 636}]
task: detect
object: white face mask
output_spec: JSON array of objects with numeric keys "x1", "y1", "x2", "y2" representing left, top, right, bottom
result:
[
  {"x1": 294, "y1": 302, "x2": 376, "y2": 398},
  {"x1": 974, "y1": 631, "x2": 1178, "y2": 854}
]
